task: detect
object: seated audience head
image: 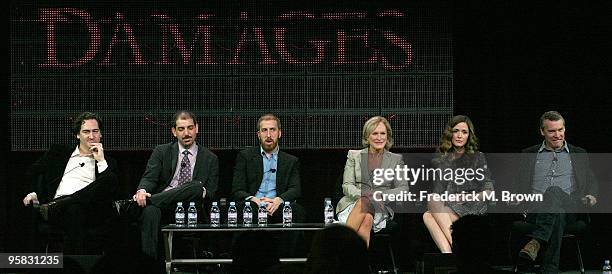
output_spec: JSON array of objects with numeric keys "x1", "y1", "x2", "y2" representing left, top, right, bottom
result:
[
  {"x1": 232, "y1": 231, "x2": 279, "y2": 273},
  {"x1": 451, "y1": 215, "x2": 493, "y2": 272},
  {"x1": 306, "y1": 224, "x2": 370, "y2": 274}
]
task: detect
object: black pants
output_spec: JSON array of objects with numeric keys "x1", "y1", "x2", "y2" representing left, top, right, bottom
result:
[
  {"x1": 30, "y1": 172, "x2": 118, "y2": 254},
  {"x1": 526, "y1": 186, "x2": 579, "y2": 273},
  {"x1": 140, "y1": 181, "x2": 204, "y2": 259}
]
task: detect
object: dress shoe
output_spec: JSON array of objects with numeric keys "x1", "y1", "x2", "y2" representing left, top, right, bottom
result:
[
  {"x1": 38, "y1": 203, "x2": 51, "y2": 221},
  {"x1": 38, "y1": 196, "x2": 73, "y2": 221},
  {"x1": 113, "y1": 199, "x2": 140, "y2": 218}
]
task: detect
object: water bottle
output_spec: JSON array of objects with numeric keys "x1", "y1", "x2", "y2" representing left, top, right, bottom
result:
[
  {"x1": 603, "y1": 259, "x2": 611, "y2": 274},
  {"x1": 243, "y1": 202, "x2": 253, "y2": 226},
  {"x1": 175, "y1": 202, "x2": 185, "y2": 226},
  {"x1": 187, "y1": 202, "x2": 197, "y2": 227},
  {"x1": 210, "y1": 201, "x2": 220, "y2": 226},
  {"x1": 324, "y1": 198, "x2": 334, "y2": 225},
  {"x1": 283, "y1": 201, "x2": 293, "y2": 227},
  {"x1": 228, "y1": 202, "x2": 238, "y2": 226},
  {"x1": 258, "y1": 202, "x2": 268, "y2": 226}
]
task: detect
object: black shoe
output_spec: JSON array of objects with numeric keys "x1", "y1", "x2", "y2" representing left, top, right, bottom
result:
[
  {"x1": 38, "y1": 203, "x2": 51, "y2": 221},
  {"x1": 113, "y1": 199, "x2": 140, "y2": 218},
  {"x1": 38, "y1": 196, "x2": 72, "y2": 221}
]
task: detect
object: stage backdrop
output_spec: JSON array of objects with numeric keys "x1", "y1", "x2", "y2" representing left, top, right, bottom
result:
[{"x1": 10, "y1": 0, "x2": 452, "y2": 150}]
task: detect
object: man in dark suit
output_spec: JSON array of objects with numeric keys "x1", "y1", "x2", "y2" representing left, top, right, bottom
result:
[
  {"x1": 129, "y1": 110, "x2": 218, "y2": 259},
  {"x1": 231, "y1": 114, "x2": 304, "y2": 257},
  {"x1": 516, "y1": 111, "x2": 598, "y2": 272},
  {"x1": 22, "y1": 112, "x2": 119, "y2": 254},
  {"x1": 231, "y1": 113, "x2": 303, "y2": 222}
]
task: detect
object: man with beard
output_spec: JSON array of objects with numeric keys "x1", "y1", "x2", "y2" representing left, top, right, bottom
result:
[
  {"x1": 231, "y1": 114, "x2": 305, "y2": 258},
  {"x1": 22, "y1": 112, "x2": 119, "y2": 254},
  {"x1": 120, "y1": 110, "x2": 219, "y2": 260},
  {"x1": 232, "y1": 114, "x2": 303, "y2": 223}
]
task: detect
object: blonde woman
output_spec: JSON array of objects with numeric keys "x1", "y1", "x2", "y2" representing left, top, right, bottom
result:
[{"x1": 337, "y1": 116, "x2": 407, "y2": 247}]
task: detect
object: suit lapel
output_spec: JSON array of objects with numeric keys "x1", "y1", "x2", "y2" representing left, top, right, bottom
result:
[
  {"x1": 192, "y1": 145, "x2": 203, "y2": 180},
  {"x1": 381, "y1": 150, "x2": 392, "y2": 170},
  {"x1": 276, "y1": 151, "x2": 286, "y2": 190},
  {"x1": 170, "y1": 143, "x2": 179, "y2": 178},
  {"x1": 252, "y1": 148, "x2": 264, "y2": 192},
  {"x1": 360, "y1": 149, "x2": 369, "y2": 185}
]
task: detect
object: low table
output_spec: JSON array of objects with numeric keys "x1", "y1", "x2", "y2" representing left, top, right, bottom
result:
[{"x1": 161, "y1": 223, "x2": 326, "y2": 273}]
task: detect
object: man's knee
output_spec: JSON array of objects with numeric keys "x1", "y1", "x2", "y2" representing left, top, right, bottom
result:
[
  {"x1": 141, "y1": 205, "x2": 162, "y2": 221},
  {"x1": 182, "y1": 181, "x2": 204, "y2": 198}
]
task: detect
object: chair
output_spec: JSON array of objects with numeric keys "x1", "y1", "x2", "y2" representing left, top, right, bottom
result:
[{"x1": 509, "y1": 214, "x2": 587, "y2": 274}]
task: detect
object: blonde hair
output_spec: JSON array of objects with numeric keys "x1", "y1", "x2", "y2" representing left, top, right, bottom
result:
[
  {"x1": 257, "y1": 113, "x2": 281, "y2": 131},
  {"x1": 361, "y1": 116, "x2": 393, "y2": 149}
]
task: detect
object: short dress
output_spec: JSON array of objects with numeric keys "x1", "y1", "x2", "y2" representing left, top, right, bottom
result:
[{"x1": 431, "y1": 151, "x2": 494, "y2": 217}]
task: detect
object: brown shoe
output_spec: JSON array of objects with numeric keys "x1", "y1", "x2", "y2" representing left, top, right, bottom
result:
[{"x1": 519, "y1": 238, "x2": 540, "y2": 261}]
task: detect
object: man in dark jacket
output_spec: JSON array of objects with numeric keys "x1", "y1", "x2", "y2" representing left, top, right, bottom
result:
[
  {"x1": 22, "y1": 112, "x2": 119, "y2": 254},
  {"x1": 231, "y1": 113, "x2": 303, "y2": 222},
  {"x1": 516, "y1": 111, "x2": 598, "y2": 273},
  {"x1": 129, "y1": 110, "x2": 218, "y2": 259}
]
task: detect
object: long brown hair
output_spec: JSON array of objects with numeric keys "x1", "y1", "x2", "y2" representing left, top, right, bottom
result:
[{"x1": 437, "y1": 115, "x2": 479, "y2": 154}]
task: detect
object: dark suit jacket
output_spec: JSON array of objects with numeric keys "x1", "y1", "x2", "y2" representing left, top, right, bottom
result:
[
  {"x1": 231, "y1": 146, "x2": 301, "y2": 203},
  {"x1": 138, "y1": 141, "x2": 219, "y2": 200},
  {"x1": 517, "y1": 143, "x2": 598, "y2": 199},
  {"x1": 28, "y1": 144, "x2": 119, "y2": 203}
]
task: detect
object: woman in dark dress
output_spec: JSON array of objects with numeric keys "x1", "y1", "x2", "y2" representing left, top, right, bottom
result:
[{"x1": 422, "y1": 115, "x2": 494, "y2": 253}]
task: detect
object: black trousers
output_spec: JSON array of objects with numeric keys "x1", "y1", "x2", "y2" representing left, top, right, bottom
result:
[
  {"x1": 526, "y1": 186, "x2": 579, "y2": 273},
  {"x1": 30, "y1": 172, "x2": 118, "y2": 254},
  {"x1": 140, "y1": 181, "x2": 204, "y2": 259}
]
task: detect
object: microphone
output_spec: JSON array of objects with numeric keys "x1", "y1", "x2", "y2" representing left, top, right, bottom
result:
[{"x1": 63, "y1": 162, "x2": 85, "y2": 175}]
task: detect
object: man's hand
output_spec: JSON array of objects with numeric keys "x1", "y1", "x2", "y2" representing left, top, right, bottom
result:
[
  {"x1": 133, "y1": 189, "x2": 151, "y2": 207},
  {"x1": 582, "y1": 195, "x2": 597, "y2": 207},
  {"x1": 250, "y1": 197, "x2": 263, "y2": 208},
  {"x1": 261, "y1": 197, "x2": 283, "y2": 215},
  {"x1": 89, "y1": 143, "x2": 105, "y2": 162},
  {"x1": 23, "y1": 193, "x2": 38, "y2": 206}
]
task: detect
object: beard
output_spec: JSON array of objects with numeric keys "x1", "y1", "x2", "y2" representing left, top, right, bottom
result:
[{"x1": 261, "y1": 138, "x2": 279, "y2": 152}]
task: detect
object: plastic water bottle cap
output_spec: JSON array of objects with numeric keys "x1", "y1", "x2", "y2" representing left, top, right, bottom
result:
[
  {"x1": 190, "y1": 202, "x2": 195, "y2": 206},
  {"x1": 606, "y1": 260, "x2": 610, "y2": 264},
  {"x1": 177, "y1": 202, "x2": 183, "y2": 206},
  {"x1": 285, "y1": 201, "x2": 290, "y2": 205},
  {"x1": 245, "y1": 202, "x2": 250, "y2": 206},
  {"x1": 230, "y1": 202, "x2": 236, "y2": 206},
  {"x1": 212, "y1": 202, "x2": 218, "y2": 205}
]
